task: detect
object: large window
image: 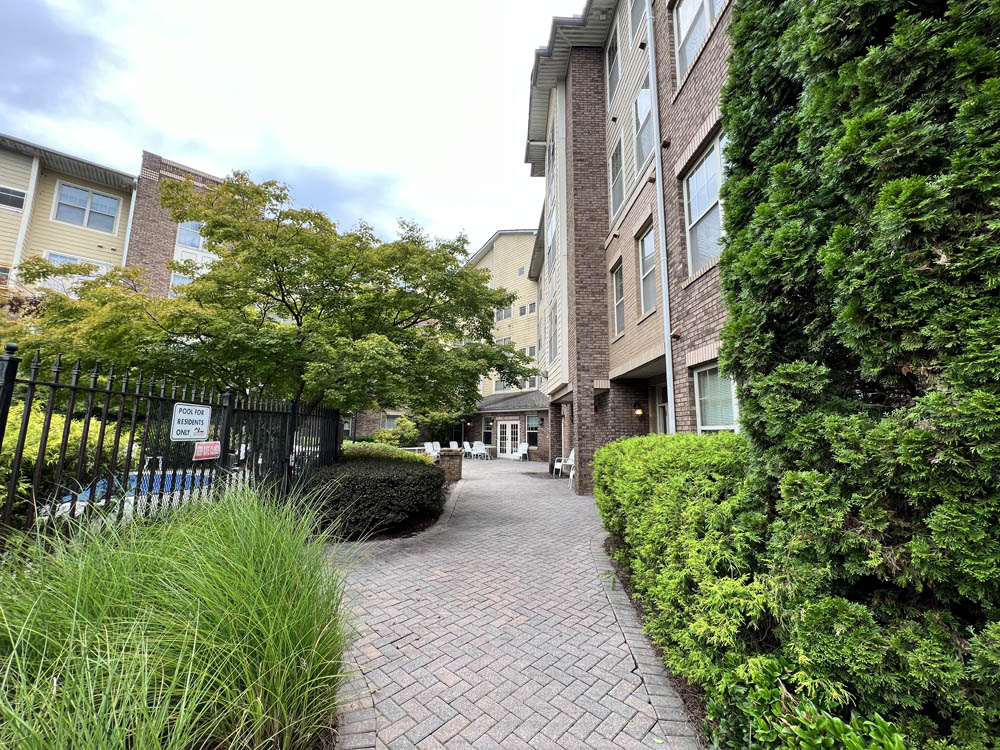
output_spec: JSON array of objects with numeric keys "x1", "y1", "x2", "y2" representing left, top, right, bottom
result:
[
  {"x1": 655, "y1": 385, "x2": 670, "y2": 433},
  {"x1": 495, "y1": 306, "x2": 513, "y2": 322},
  {"x1": 54, "y1": 183, "x2": 120, "y2": 233},
  {"x1": 177, "y1": 221, "x2": 207, "y2": 249},
  {"x1": 0, "y1": 266, "x2": 9, "y2": 287},
  {"x1": 42, "y1": 252, "x2": 110, "y2": 294},
  {"x1": 482, "y1": 417, "x2": 494, "y2": 445},
  {"x1": 630, "y1": 0, "x2": 647, "y2": 37},
  {"x1": 495, "y1": 336, "x2": 511, "y2": 346},
  {"x1": 0, "y1": 186, "x2": 25, "y2": 211},
  {"x1": 638, "y1": 228, "x2": 657, "y2": 315},
  {"x1": 634, "y1": 75, "x2": 654, "y2": 170},
  {"x1": 529, "y1": 302, "x2": 537, "y2": 314},
  {"x1": 607, "y1": 25, "x2": 620, "y2": 102},
  {"x1": 684, "y1": 135, "x2": 726, "y2": 274},
  {"x1": 385, "y1": 415, "x2": 398, "y2": 430},
  {"x1": 609, "y1": 140, "x2": 624, "y2": 216},
  {"x1": 527, "y1": 415, "x2": 540, "y2": 447},
  {"x1": 612, "y1": 264, "x2": 625, "y2": 336},
  {"x1": 675, "y1": 0, "x2": 723, "y2": 80},
  {"x1": 694, "y1": 364, "x2": 738, "y2": 433}
]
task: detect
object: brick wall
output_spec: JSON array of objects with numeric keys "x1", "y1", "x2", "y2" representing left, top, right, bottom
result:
[
  {"x1": 467, "y1": 412, "x2": 549, "y2": 462},
  {"x1": 653, "y1": 0, "x2": 732, "y2": 434},
  {"x1": 597, "y1": 381, "x2": 651, "y2": 447},
  {"x1": 126, "y1": 151, "x2": 222, "y2": 298},
  {"x1": 354, "y1": 410, "x2": 385, "y2": 436},
  {"x1": 565, "y1": 47, "x2": 611, "y2": 494}
]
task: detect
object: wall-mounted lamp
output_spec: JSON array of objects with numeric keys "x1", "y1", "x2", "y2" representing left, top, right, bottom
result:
[
  {"x1": 539, "y1": 417, "x2": 545, "y2": 426},
  {"x1": 661, "y1": 137, "x2": 672, "y2": 149},
  {"x1": 633, "y1": 401, "x2": 644, "y2": 417}
]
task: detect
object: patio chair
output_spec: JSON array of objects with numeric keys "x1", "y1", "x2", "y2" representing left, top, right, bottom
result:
[
  {"x1": 433, "y1": 441, "x2": 442, "y2": 454},
  {"x1": 424, "y1": 441, "x2": 439, "y2": 458},
  {"x1": 553, "y1": 448, "x2": 574, "y2": 477},
  {"x1": 449, "y1": 441, "x2": 459, "y2": 450},
  {"x1": 462, "y1": 441, "x2": 473, "y2": 457},
  {"x1": 471, "y1": 441, "x2": 490, "y2": 460},
  {"x1": 517, "y1": 442, "x2": 529, "y2": 461}
]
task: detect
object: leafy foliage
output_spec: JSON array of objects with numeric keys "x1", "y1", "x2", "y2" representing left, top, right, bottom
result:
[
  {"x1": 371, "y1": 416, "x2": 420, "y2": 448},
  {"x1": 714, "y1": 0, "x2": 1000, "y2": 746},
  {"x1": 307, "y1": 455, "x2": 446, "y2": 539},
  {"x1": 341, "y1": 439, "x2": 434, "y2": 465},
  {"x1": 7, "y1": 173, "x2": 534, "y2": 415}
]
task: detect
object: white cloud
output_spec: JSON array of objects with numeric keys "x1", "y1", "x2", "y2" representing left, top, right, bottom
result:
[{"x1": 5, "y1": 0, "x2": 585, "y2": 248}]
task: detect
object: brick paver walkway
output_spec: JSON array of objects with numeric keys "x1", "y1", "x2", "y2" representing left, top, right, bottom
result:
[{"x1": 336, "y1": 459, "x2": 700, "y2": 749}]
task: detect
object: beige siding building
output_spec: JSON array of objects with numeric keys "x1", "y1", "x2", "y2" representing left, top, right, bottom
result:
[{"x1": 0, "y1": 133, "x2": 136, "y2": 293}]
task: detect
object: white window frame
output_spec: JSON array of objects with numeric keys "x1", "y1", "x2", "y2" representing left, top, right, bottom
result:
[
  {"x1": 549, "y1": 306, "x2": 558, "y2": 362},
  {"x1": 0, "y1": 265, "x2": 10, "y2": 286},
  {"x1": 0, "y1": 185, "x2": 26, "y2": 212},
  {"x1": 42, "y1": 251, "x2": 111, "y2": 294},
  {"x1": 682, "y1": 134, "x2": 726, "y2": 275},
  {"x1": 630, "y1": 0, "x2": 647, "y2": 39},
  {"x1": 483, "y1": 417, "x2": 494, "y2": 444},
  {"x1": 693, "y1": 363, "x2": 739, "y2": 433},
  {"x1": 606, "y1": 23, "x2": 621, "y2": 105},
  {"x1": 495, "y1": 336, "x2": 511, "y2": 346},
  {"x1": 518, "y1": 266, "x2": 526, "y2": 276},
  {"x1": 519, "y1": 305, "x2": 527, "y2": 317},
  {"x1": 176, "y1": 220, "x2": 208, "y2": 251},
  {"x1": 51, "y1": 180, "x2": 121, "y2": 235},
  {"x1": 655, "y1": 384, "x2": 670, "y2": 433},
  {"x1": 638, "y1": 228, "x2": 657, "y2": 315},
  {"x1": 526, "y1": 415, "x2": 540, "y2": 446},
  {"x1": 609, "y1": 138, "x2": 624, "y2": 218},
  {"x1": 634, "y1": 74, "x2": 654, "y2": 172},
  {"x1": 674, "y1": 0, "x2": 721, "y2": 82},
  {"x1": 385, "y1": 415, "x2": 398, "y2": 430},
  {"x1": 528, "y1": 301, "x2": 537, "y2": 315},
  {"x1": 612, "y1": 263, "x2": 625, "y2": 337}
]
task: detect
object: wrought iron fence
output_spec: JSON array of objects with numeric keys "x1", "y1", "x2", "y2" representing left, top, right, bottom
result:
[{"x1": 0, "y1": 342, "x2": 341, "y2": 536}]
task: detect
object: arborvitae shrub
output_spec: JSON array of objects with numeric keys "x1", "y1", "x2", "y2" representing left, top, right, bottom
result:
[{"x1": 718, "y1": 0, "x2": 1000, "y2": 746}]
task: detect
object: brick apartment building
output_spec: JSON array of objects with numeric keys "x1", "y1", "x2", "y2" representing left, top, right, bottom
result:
[
  {"x1": 527, "y1": 0, "x2": 737, "y2": 492},
  {"x1": 466, "y1": 230, "x2": 549, "y2": 462}
]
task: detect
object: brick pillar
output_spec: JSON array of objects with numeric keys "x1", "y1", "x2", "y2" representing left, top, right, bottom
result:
[
  {"x1": 438, "y1": 448, "x2": 462, "y2": 482},
  {"x1": 547, "y1": 403, "x2": 562, "y2": 472}
]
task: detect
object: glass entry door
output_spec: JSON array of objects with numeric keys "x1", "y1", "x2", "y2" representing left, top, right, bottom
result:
[{"x1": 497, "y1": 420, "x2": 520, "y2": 459}]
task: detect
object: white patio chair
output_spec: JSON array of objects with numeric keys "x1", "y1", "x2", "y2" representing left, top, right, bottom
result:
[
  {"x1": 433, "y1": 441, "x2": 442, "y2": 454},
  {"x1": 554, "y1": 448, "x2": 574, "y2": 477},
  {"x1": 424, "y1": 441, "x2": 438, "y2": 458},
  {"x1": 462, "y1": 441, "x2": 473, "y2": 457},
  {"x1": 472, "y1": 441, "x2": 490, "y2": 460},
  {"x1": 449, "y1": 441, "x2": 459, "y2": 450},
  {"x1": 517, "y1": 442, "x2": 529, "y2": 461}
]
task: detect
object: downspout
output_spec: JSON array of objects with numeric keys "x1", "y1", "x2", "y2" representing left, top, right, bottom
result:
[
  {"x1": 120, "y1": 186, "x2": 137, "y2": 266},
  {"x1": 9, "y1": 156, "x2": 40, "y2": 286},
  {"x1": 645, "y1": 0, "x2": 677, "y2": 434}
]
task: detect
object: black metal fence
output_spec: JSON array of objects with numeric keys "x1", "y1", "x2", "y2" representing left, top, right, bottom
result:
[{"x1": 0, "y1": 342, "x2": 340, "y2": 536}]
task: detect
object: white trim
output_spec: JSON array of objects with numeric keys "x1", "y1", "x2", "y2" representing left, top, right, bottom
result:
[
  {"x1": 674, "y1": 0, "x2": 720, "y2": 83},
  {"x1": 10, "y1": 156, "x2": 40, "y2": 285},
  {"x1": 609, "y1": 137, "x2": 624, "y2": 219},
  {"x1": 605, "y1": 21, "x2": 621, "y2": 109},
  {"x1": 50, "y1": 179, "x2": 122, "y2": 236},
  {"x1": 121, "y1": 187, "x2": 137, "y2": 266},
  {"x1": 693, "y1": 362, "x2": 739, "y2": 433},
  {"x1": 612, "y1": 262, "x2": 625, "y2": 336},
  {"x1": 0, "y1": 184, "x2": 26, "y2": 212},
  {"x1": 629, "y1": 0, "x2": 647, "y2": 41},
  {"x1": 633, "y1": 74, "x2": 654, "y2": 174},
  {"x1": 682, "y1": 134, "x2": 726, "y2": 276}
]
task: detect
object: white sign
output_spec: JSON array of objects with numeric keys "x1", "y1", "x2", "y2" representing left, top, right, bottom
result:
[{"x1": 170, "y1": 403, "x2": 212, "y2": 442}]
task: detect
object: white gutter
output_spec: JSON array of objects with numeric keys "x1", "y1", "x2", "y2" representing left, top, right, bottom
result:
[
  {"x1": 9, "y1": 156, "x2": 40, "y2": 286},
  {"x1": 120, "y1": 187, "x2": 137, "y2": 266},
  {"x1": 645, "y1": 0, "x2": 677, "y2": 433}
]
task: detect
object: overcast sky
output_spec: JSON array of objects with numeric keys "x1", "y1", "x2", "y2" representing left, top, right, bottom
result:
[{"x1": 2, "y1": 0, "x2": 584, "y2": 251}]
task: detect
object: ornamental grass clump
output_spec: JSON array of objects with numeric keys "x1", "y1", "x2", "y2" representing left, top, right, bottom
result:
[{"x1": 0, "y1": 489, "x2": 349, "y2": 749}]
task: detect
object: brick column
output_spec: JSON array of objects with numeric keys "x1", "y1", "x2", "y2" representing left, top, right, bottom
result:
[
  {"x1": 547, "y1": 403, "x2": 562, "y2": 472},
  {"x1": 438, "y1": 449, "x2": 462, "y2": 482}
]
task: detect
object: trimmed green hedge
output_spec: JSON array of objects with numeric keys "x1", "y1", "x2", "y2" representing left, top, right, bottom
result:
[
  {"x1": 594, "y1": 433, "x2": 908, "y2": 749},
  {"x1": 342, "y1": 440, "x2": 435, "y2": 465},
  {"x1": 308, "y1": 455, "x2": 445, "y2": 539}
]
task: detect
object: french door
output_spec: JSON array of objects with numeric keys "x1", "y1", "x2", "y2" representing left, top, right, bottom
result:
[{"x1": 497, "y1": 420, "x2": 520, "y2": 459}]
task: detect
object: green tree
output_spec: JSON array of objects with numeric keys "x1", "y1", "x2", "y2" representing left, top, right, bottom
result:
[
  {"x1": 8, "y1": 173, "x2": 533, "y2": 416},
  {"x1": 719, "y1": 0, "x2": 1000, "y2": 746}
]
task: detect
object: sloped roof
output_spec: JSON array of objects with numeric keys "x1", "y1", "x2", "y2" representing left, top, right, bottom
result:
[
  {"x1": 0, "y1": 132, "x2": 136, "y2": 193},
  {"x1": 477, "y1": 389, "x2": 549, "y2": 413}
]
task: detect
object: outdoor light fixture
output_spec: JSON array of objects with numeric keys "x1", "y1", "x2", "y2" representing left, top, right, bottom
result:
[
  {"x1": 633, "y1": 401, "x2": 644, "y2": 417},
  {"x1": 539, "y1": 417, "x2": 545, "y2": 426}
]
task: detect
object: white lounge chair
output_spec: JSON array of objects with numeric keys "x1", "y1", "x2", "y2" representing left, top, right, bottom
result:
[
  {"x1": 462, "y1": 441, "x2": 473, "y2": 457},
  {"x1": 432, "y1": 441, "x2": 442, "y2": 455},
  {"x1": 424, "y1": 441, "x2": 439, "y2": 458},
  {"x1": 517, "y1": 442, "x2": 529, "y2": 461},
  {"x1": 471, "y1": 441, "x2": 490, "y2": 460},
  {"x1": 553, "y1": 448, "x2": 574, "y2": 477},
  {"x1": 449, "y1": 441, "x2": 459, "y2": 450}
]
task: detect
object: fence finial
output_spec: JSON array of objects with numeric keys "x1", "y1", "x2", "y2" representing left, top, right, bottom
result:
[{"x1": 3, "y1": 342, "x2": 17, "y2": 356}]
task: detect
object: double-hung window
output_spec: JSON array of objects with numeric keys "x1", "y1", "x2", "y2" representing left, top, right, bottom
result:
[
  {"x1": 684, "y1": 135, "x2": 726, "y2": 274},
  {"x1": 43, "y1": 251, "x2": 110, "y2": 294},
  {"x1": 694, "y1": 363, "x2": 738, "y2": 433},
  {"x1": 0, "y1": 187, "x2": 26, "y2": 211},
  {"x1": 483, "y1": 417, "x2": 494, "y2": 445},
  {"x1": 612, "y1": 264, "x2": 625, "y2": 336},
  {"x1": 609, "y1": 140, "x2": 624, "y2": 216},
  {"x1": 54, "y1": 183, "x2": 120, "y2": 233},
  {"x1": 495, "y1": 336, "x2": 511, "y2": 346},
  {"x1": 606, "y1": 26, "x2": 620, "y2": 102},
  {"x1": 528, "y1": 301, "x2": 537, "y2": 314},
  {"x1": 519, "y1": 305, "x2": 527, "y2": 317},
  {"x1": 526, "y1": 416, "x2": 540, "y2": 447},
  {"x1": 630, "y1": 0, "x2": 647, "y2": 37},
  {"x1": 634, "y1": 75, "x2": 654, "y2": 170},
  {"x1": 172, "y1": 221, "x2": 214, "y2": 295},
  {"x1": 675, "y1": 0, "x2": 722, "y2": 80},
  {"x1": 385, "y1": 415, "x2": 398, "y2": 430},
  {"x1": 638, "y1": 228, "x2": 656, "y2": 315},
  {"x1": 495, "y1": 306, "x2": 513, "y2": 322},
  {"x1": 0, "y1": 266, "x2": 9, "y2": 286}
]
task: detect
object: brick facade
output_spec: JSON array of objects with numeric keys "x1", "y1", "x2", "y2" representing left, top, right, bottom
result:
[
  {"x1": 126, "y1": 151, "x2": 222, "y2": 298},
  {"x1": 525, "y1": 0, "x2": 733, "y2": 493},
  {"x1": 467, "y1": 411, "x2": 549, "y2": 462}
]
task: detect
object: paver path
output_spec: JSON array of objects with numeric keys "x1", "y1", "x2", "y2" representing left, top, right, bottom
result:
[{"x1": 337, "y1": 459, "x2": 700, "y2": 750}]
